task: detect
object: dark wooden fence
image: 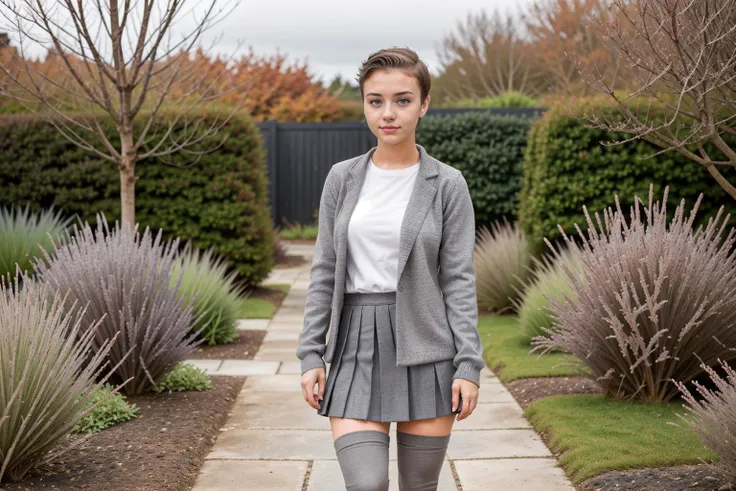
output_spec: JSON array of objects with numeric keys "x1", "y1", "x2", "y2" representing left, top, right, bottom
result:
[{"x1": 256, "y1": 107, "x2": 545, "y2": 227}]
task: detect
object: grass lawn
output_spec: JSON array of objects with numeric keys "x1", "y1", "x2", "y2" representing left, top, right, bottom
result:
[
  {"x1": 237, "y1": 284, "x2": 291, "y2": 319},
  {"x1": 526, "y1": 394, "x2": 717, "y2": 483},
  {"x1": 279, "y1": 223, "x2": 318, "y2": 240},
  {"x1": 478, "y1": 314, "x2": 586, "y2": 381}
]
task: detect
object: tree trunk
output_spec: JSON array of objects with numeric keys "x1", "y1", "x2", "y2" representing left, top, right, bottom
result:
[{"x1": 119, "y1": 126, "x2": 137, "y2": 230}]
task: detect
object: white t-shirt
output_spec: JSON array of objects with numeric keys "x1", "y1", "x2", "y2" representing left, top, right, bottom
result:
[{"x1": 345, "y1": 157, "x2": 420, "y2": 293}]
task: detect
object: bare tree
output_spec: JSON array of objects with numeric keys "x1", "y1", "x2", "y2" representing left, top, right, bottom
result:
[
  {"x1": 0, "y1": 1, "x2": 253, "y2": 228},
  {"x1": 522, "y1": 0, "x2": 616, "y2": 95},
  {"x1": 577, "y1": 0, "x2": 736, "y2": 199},
  {"x1": 434, "y1": 8, "x2": 546, "y2": 101}
]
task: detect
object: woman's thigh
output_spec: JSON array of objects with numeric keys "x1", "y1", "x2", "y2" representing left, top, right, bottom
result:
[
  {"x1": 330, "y1": 417, "x2": 391, "y2": 440},
  {"x1": 396, "y1": 414, "x2": 455, "y2": 436}
]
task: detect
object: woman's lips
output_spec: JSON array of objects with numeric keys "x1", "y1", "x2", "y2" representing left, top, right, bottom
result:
[{"x1": 381, "y1": 126, "x2": 399, "y2": 133}]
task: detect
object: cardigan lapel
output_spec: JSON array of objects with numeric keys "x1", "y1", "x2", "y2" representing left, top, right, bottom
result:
[{"x1": 336, "y1": 144, "x2": 439, "y2": 284}]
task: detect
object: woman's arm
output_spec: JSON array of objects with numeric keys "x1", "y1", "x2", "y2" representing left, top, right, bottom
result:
[
  {"x1": 296, "y1": 168, "x2": 339, "y2": 374},
  {"x1": 438, "y1": 172, "x2": 486, "y2": 387}
]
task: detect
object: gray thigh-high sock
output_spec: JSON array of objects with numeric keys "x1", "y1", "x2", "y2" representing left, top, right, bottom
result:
[
  {"x1": 396, "y1": 431, "x2": 451, "y2": 491},
  {"x1": 333, "y1": 430, "x2": 390, "y2": 491}
]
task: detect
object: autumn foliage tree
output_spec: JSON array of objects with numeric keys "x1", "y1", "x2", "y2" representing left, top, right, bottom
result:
[
  {"x1": 174, "y1": 48, "x2": 342, "y2": 122},
  {"x1": 434, "y1": 9, "x2": 547, "y2": 102},
  {"x1": 521, "y1": 0, "x2": 620, "y2": 95}
]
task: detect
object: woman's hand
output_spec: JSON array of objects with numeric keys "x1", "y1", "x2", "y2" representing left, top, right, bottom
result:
[
  {"x1": 301, "y1": 367, "x2": 326, "y2": 410},
  {"x1": 452, "y1": 378, "x2": 479, "y2": 421}
]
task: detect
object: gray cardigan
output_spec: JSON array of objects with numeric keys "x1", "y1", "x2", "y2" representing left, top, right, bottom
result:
[{"x1": 296, "y1": 144, "x2": 486, "y2": 386}]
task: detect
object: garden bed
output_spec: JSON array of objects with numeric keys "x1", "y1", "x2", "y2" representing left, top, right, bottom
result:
[
  {"x1": 4, "y1": 376, "x2": 245, "y2": 491},
  {"x1": 479, "y1": 314, "x2": 727, "y2": 490},
  {"x1": 189, "y1": 330, "x2": 267, "y2": 360},
  {"x1": 503, "y1": 373, "x2": 727, "y2": 491}
]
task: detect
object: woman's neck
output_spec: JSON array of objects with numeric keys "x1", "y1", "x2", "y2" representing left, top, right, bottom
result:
[{"x1": 372, "y1": 141, "x2": 420, "y2": 170}]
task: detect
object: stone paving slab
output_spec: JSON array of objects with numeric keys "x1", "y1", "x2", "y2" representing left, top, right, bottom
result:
[
  {"x1": 226, "y1": 401, "x2": 327, "y2": 430},
  {"x1": 278, "y1": 361, "x2": 303, "y2": 374},
  {"x1": 183, "y1": 359, "x2": 222, "y2": 374},
  {"x1": 207, "y1": 429, "x2": 341, "y2": 460},
  {"x1": 262, "y1": 330, "x2": 300, "y2": 342},
  {"x1": 235, "y1": 319, "x2": 270, "y2": 331},
  {"x1": 307, "y1": 459, "x2": 457, "y2": 490},
  {"x1": 446, "y1": 430, "x2": 552, "y2": 459},
  {"x1": 454, "y1": 458, "x2": 572, "y2": 491},
  {"x1": 265, "y1": 321, "x2": 304, "y2": 332},
  {"x1": 192, "y1": 460, "x2": 307, "y2": 491},
  {"x1": 242, "y1": 374, "x2": 304, "y2": 392},
  {"x1": 270, "y1": 314, "x2": 305, "y2": 324},
  {"x1": 257, "y1": 339, "x2": 299, "y2": 350},
  {"x1": 476, "y1": 383, "x2": 518, "y2": 403},
  {"x1": 452, "y1": 402, "x2": 532, "y2": 430},
  {"x1": 217, "y1": 360, "x2": 280, "y2": 376},
  {"x1": 253, "y1": 350, "x2": 298, "y2": 362}
]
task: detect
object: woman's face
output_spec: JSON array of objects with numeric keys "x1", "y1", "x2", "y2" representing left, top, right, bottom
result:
[{"x1": 363, "y1": 69, "x2": 429, "y2": 147}]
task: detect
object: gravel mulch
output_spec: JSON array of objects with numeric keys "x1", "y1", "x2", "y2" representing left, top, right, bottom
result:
[
  {"x1": 579, "y1": 464, "x2": 730, "y2": 491},
  {"x1": 4, "y1": 376, "x2": 245, "y2": 491}
]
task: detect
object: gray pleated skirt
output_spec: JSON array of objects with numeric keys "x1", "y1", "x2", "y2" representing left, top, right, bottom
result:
[{"x1": 318, "y1": 291, "x2": 455, "y2": 422}]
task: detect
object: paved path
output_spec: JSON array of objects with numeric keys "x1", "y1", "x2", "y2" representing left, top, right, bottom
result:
[{"x1": 188, "y1": 243, "x2": 575, "y2": 490}]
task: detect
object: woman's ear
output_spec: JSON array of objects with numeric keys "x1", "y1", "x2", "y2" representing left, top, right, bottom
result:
[{"x1": 420, "y1": 94, "x2": 431, "y2": 117}]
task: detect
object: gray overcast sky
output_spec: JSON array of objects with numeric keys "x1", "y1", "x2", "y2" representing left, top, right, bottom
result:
[
  {"x1": 188, "y1": 0, "x2": 534, "y2": 85},
  {"x1": 4, "y1": 0, "x2": 535, "y2": 86}
]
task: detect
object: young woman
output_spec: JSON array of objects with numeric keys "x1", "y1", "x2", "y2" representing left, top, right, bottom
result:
[{"x1": 296, "y1": 47, "x2": 485, "y2": 491}]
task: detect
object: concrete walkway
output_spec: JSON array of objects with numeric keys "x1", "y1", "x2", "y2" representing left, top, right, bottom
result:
[{"x1": 188, "y1": 243, "x2": 575, "y2": 490}]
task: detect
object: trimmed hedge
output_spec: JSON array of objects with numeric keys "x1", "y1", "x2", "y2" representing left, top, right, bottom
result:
[
  {"x1": 417, "y1": 112, "x2": 535, "y2": 227},
  {"x1": 518, "y1": 98, "x2": 736, "y2": 254},
  {"x1": 0, "y1": 110, "x2": 274, "y2": 285}
]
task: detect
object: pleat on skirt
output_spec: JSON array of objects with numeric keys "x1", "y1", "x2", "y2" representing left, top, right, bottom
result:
[{"x1": 318, "y1": 291, "x2": 455, "y2": 422}]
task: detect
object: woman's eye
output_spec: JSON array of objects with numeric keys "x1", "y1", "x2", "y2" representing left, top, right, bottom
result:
[
  {"x1": 369, "y1": 100, "x2": 381, "y2": 106},
  {"x1": 399, "y1": 98, "x2": 410, "y2": 104}
]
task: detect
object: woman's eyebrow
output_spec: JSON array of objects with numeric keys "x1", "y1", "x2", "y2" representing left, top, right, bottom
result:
[{"x1": 365, "y1": 90, "x2": 414, "y2": 97}]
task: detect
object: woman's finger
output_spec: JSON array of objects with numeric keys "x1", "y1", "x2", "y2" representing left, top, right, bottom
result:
[{"x1": 451, "y1": 383, "x2": 460, "y2": 412}]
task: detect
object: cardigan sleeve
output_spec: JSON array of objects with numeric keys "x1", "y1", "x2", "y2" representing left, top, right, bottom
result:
[
  {"x1": 296, "y1": 168, "x2": 338, "y2": 374},
  {"x1": 438, "y1": 172, "x2": 486, "y2": 386}
]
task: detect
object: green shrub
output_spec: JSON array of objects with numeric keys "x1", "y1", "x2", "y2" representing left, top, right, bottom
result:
[
  {"x1": 0, "y1": 205, "x2": 73, "y2": 279},
  {"x1": 518, "y1": 97, "x2": 736, "y2": 254},
  {"x1": 172, "y1": 242, "x2": 244, "y2": 345},
  {"x1": 0, "y1": 275, "x2": 117, "y2": 483},
  {"x1": 474, "y1": 219, "x2": 532, "y2": 314},
  {"x1": 36, "y1": 216, "x2": 199, "y2": 396},
  {"x1": 512, "y1": 245, "x2": 584, "y2": 341},
  {"x1": 73, "y1": 384, "x2": 139, "y2": 434},
  {"x1": 0, "y1": 110, "x2": 274, "y2": 285},
  {"x1": 532, "y1": 186, "x2": 736, "y2": 402},
  {"x1": 154, "y1": 363, "x2": 213, "y2": 393},
  {"x1": 417, "y1": 112, "x2": 535, "y2": 227},
  {"x1": 452, "y1": 91, "x2": 539, "y2": 109}
]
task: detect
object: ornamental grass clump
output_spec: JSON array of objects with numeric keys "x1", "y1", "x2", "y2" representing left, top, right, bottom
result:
[
  {"x1": 474, "y1": 219, "x2": 532, "y2": 314},
  {"x1": 531, "y1": 185, "x2": 736, "y2": 403},
  {"x1": 171, "y1": 243, "x2": 244, "y2": 345},
  {"x1": 0, "y1": 275, "x2": 117, "y2": 483},
  {"x1": 675, "y1": 359, "x2": 736, "y2": 487},
  {"x1": 0, "y1": 205, "x2": 73, "y2": 279},
  {"x1": 511, "y1": 244, "x2": 584, "y2": 342},
  {"x1": 35, "y1": 215, "x2": 200, "y2": 396}
]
